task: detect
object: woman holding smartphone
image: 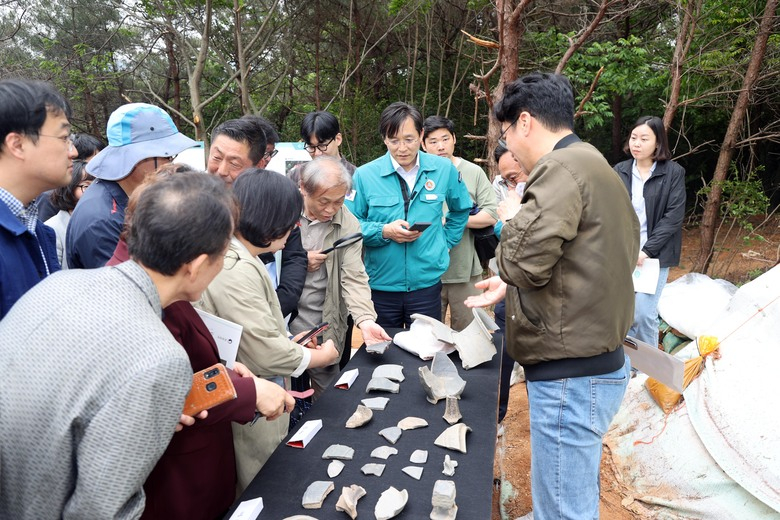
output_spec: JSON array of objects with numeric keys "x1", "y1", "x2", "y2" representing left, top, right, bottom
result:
[{"x1": 198, "y1": 168, "x2": 339, "y2": 491}]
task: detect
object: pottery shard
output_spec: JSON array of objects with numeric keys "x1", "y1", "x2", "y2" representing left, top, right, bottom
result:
[
  {"x1": 282, "y1": 516, "x2": 319, "y2": 520},
  {"x1": 345, "y1": 404, "x2": 373, "y2": 428},
  {"x1": 372, "y1": 364, "x2": 405, "y2": 382},
  {"x1": 371, "y1": 446, "x2": 398, "y2": 459},
  {"x1": 402, "y1": 465, "x2": 424, "y2": 480},
  {"x1": 418, "y1": 351, "x2": 466, "y2": 404},
  {"x1": 361, "y1": 463, "x2": 386, "y2": 476},
  {"x1": 322, "y1": 444, "x2": 355, "y2": 460},
  {"x1": 335, "y1": 484, "x2": 366, "y2": 520},
  {"x1": 365, "y1": 339, "x2": 391, "y2": 355},
  {"x1": 442, "y1": 454, "x2": 458, "y2": 476},
  {"x1": 361, "y1": 396, "x2": 390, "y2": 410},
  {"x1": 302, "y1": 480, "x2": 334, "y2": 509},
  {"x1": 375, "y1": 486, "x2": 409, "y2": 520},
  {"x1": 397, "y1": 416, "x2": 428, "y2": 430},
  {"x1": 430, "y1": 480, "x2": 458, "y2": 520},
  {"x1": 327, "y1": 460, "x2": 345, "y2": 478},
  {"x1": 442, "y1": 395, "x2": 462, "y2": 425},
  {"x1": 433, "y1": 423, "x2": 472, "y2": 454},
  {"x1": 378, "y1": 426, "x2": 402, "y2": 445},
  {"x1": 410, "y1": 449, "x2": 429, "y2": 464},
  {"x1": 366, "y1": 376, "x2": 400, "y2": 394}
]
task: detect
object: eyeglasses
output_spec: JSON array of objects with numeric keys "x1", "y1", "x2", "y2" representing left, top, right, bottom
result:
[
  {"x1": 223, "y1": 249, "x2": 241, "y2": 271},
  {"x1": 263, "y1": 148, "x2": 279, "y2": 160},
  {"x1": 39, "y1": 134, "x2": 74, "y2": 152},
  {"x1": 385, "y1": 137, "x2": 419, "y2": 148},
  {"x1": 304, "y1": 138, "x2": 335, "y2": 153},
  {"x1": 76, "y1": 182, "x2": 92, "y2": 192},
  {"x1": 497, "y1": 118, "x2": 518, "y2": 149}
]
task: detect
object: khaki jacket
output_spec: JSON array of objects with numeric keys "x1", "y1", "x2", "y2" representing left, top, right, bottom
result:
[
  {"x1": 498, "y1": 140, "x2": 639, "y2": 369},
  {"x1": 316, "y1": 206, "x2": 377, "y2": 355}
]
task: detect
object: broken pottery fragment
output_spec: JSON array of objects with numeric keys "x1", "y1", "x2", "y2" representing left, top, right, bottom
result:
[
  {"x1": 372, "y1": 364, "x2": 405, "y2": 382},
  {"x1": 361, "y1": 463, "x2": 386, "y2": 476},
  {"x1": 442, "y1": 454, "x2": 458, "y2": 476},
  {"x1": 322, "y1": 444, "x2": 354, "y2": 460},
  {"x1": 392, "y1": 316, "x2": 455, "y2": 360},
  {"x1": 442, "y1": 396, "x2": 462, "y2": 425},
  {"x1": 335, "y1": 484, "x2": 366, "y2": 520},
  {"x1": 374, "y1": 486, "x2": 409, "y2": 520},
  {"x1": 365, "y1": 340, "x2": 392, "y2": 355},
  {"x1": 402, "y1": 466, "x2": 424, "y2": 480},
  {"x1": 397, "y1": 416, "x2": 428, "y2": 430},
  {"x1": 434, "y1": 423, "x2": 472, "y2": 454},
  {"x1": 327, "y1": 460, "x2": 345, "y2": 478},
  {"x1": 366, "y1": 376, "x2": 400, "y2": 394},
  {"x1": 378, "y1": 426, "x2": 402, "y2": 445},
  {"x1": 345, "y1": 404, "x2": 373, "y2": 428},
  {"x1": 302, "y1": 480, "x2": 334, "y2": 509},
  {"x1": 451, "y1": 307, "x2": 497, "y2": 369},
  {"x1": 410, "y1": 449, "x2": 428, "y2": 464},
  {"x1": 418, "y1": 351, "x2": 466, "y2": 404},
  {"x1": 361, "y1": 396, "x2": 390, "y2": 410},
  {"x1": 430, "y1": 480, "x2": 458, "y2": 520},
  {"x1": 282, "y1": 516, "x2": 319, "y2": 520},
  {"x1": 371, "y1": 446, "x2": 398, "y2": 459}
]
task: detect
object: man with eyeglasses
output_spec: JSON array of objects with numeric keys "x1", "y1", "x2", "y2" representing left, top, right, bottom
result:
[
  {"x1": 350, "y1": 102, "x2": 471, "y2": 328},
  {"x1": 67, "y1": 103, "x2": 197, "y2": 269},
  {"x1": 0, "y1": 79, "x2": 78, "y2": 319},
  {"x1": 300, "y1": 110, "x2": 356, "y2": 176},
  {"x1": 207, "y1": 116, "x2": 308, "y2": 319}
]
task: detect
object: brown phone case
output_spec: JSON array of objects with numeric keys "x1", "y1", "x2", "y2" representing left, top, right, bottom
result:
[{"x1": 182, "y1": 363, "x2": 237, "y2": 416}]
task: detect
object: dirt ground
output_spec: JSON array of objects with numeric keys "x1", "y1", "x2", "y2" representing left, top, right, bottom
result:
[{"x1": 490, "y1": 217, "x2": 780, "y2": 520}]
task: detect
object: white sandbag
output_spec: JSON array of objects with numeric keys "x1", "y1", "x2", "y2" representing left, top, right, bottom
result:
[{"x1": 657, "y1": 273, "x2": 737, "y2": 339}]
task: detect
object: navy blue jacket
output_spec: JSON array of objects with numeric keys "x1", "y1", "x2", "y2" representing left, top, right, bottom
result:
[
  {"x1": 0, "y1": 202, "x2": 60, "y2": 319},
  {"x1": 66, "y1": 179, "x2": 128, "y2": 269},
  {"x1": 614, "y1": 159, "x2": 686, "y2": 267}
]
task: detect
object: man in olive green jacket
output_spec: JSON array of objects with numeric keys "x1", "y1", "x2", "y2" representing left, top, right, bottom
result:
[{"x1": 291, "y1": 157, "x2": 391, "y2": 397}]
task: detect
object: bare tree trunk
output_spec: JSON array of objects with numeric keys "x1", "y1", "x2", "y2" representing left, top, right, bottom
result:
[
  {"x1": 693, "y1": 0, "x2": 778, "y2": 273},
  {"x1": 554, "y1": 0, "x2": 610, "y2": 75},
  {"x1": 663, "y1": 0, "x2": 701, "y2": 130},
  {"x1": 234, "y1": 0, "x2": 251, "y2": 114},
  {"x1": 188, "y1": 0, "x2": 212, "y2": 143},
  {"x1": 611, "y1": 94, "x2": 623, "y2": 163}
]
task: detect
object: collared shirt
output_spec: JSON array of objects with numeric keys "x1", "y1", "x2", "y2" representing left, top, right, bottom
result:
[
  {"x1": 0, "y1": 188, "x2": 39, "y2": 235},
  {"x1": 630, "y1": 159, "x2": 657, "y2": 250},
  {"x1": 390, "y1": 153, "x2": 421, "y2": 192}
]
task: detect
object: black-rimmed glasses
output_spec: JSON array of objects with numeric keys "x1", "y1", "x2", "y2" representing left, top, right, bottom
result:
[
  {"x1": 263, "y1": 149, "x2": 279, "y2": 160},
  {"x1": 497, "y1": 118, "x2": 518, "y2": 149},
  {"x1": 304, "y1": 138, "x2": 335, "y2": 154}
]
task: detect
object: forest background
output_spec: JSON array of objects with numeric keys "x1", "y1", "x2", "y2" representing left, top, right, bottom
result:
[{"x1": 1, "y1": 0, "x2": 778, "y2": 276}]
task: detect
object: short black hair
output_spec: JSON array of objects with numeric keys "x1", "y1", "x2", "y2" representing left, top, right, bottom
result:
[
  {"x1": 241, "y1": 114, "x2": 280, "y2": 145},
  {"x1": 233, "y1": 168, "x2": 302, "y2": 248},
  {"x1": 212, "y1": 118, "x2": 267, "y2": 165},
  {"x1": 624, "y1": 116, "x2": 672, "y2": 161},
  {"x1": 49, "y1": 160, "x2": 94, "y2": 212},
  {"x1": 422, "y1": 115, "x2": 455, "y2": 137},
  {"x1": 494, "y1": 73, "x2": 574, "y2": 132},
  {"x1": 71, "y1": 133, "x2": 105, "y2": 160},
  {"x1": 379, "y1": 102, "x2": 422, "y2": 139},
  {"x1": 300, "y1": 111, "x2": 340, "y2": 143},
  {"x1": 0, "y1": 79, "x2": 71, "y2": 153},
  {"x1": 493, "y1": 143, "x2": 511, "y2": 164},
  {"x1": 127, "y1": 173, "x2": 234, "y2": 276}
]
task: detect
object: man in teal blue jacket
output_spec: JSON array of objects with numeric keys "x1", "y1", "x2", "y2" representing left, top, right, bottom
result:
[{"x1": 349, "y1": 102, "x2": 471, "y2": 328}]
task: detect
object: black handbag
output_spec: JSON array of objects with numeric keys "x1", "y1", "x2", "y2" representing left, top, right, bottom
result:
[{"x1": 472, "y1": 225, "x2": 499, "y2": 263}]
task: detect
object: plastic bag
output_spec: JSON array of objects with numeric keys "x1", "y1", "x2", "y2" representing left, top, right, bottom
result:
[{"x1": 646, "y1": 336, "x2": 718, "y2": 413}]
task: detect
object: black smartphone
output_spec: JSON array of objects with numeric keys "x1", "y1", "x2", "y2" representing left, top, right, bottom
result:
[
  {"x1": 408, "y1": 221, "x2": 431, "y2": 232},
  {"x1": 296, "y1": 321, "x2": 329, "y2": 344}
]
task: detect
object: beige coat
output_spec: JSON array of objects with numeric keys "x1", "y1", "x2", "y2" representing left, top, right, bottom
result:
[{"x1": 198, "y1": 238, "x2": 308, "y2": 490}]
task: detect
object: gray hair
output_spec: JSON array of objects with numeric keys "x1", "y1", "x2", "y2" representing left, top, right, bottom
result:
[{"x1": 300, "y1": 156, "x2": 352, "y2": 195}]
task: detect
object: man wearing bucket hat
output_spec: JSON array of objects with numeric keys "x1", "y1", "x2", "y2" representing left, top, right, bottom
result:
[{"x1": 66, "y1": 103, "x2": 197, "y2": 269}]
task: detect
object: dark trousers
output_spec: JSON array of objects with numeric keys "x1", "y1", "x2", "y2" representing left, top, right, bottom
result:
[
  {"x1": 495, "y1": 300, "x2": 513, "y2": 422},
  {"x1": 372, "y1": 281, "x2": 442, "y2": 329}
]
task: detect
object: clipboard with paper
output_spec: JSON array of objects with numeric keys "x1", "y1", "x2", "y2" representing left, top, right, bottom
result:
[{"x1": 623, "y1": 336, "x2": 685, "y2": 393}]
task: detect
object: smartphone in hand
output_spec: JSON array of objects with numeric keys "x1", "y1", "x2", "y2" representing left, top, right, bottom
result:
[
  {"x1": 296, "y1": 321, "x2": 329, "y2": 345},
  {"x1": 408, "y1": 221, "x2": 431, "y2": 233},
  {"x1": 182, "y1": 363, "x2": 237, "y2": 416}
]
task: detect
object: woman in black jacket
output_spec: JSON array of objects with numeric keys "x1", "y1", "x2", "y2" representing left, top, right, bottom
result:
[{"x1": 614, "y1": 116, "x2": 686, "y2": 347}]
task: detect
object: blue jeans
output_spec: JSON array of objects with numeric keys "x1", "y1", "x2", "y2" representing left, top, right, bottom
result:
[
  {"x1": 629, "y1": 267, "x2": 669, "y2": 346},
  {"x1": 527, "y1": 357, "x2": 630, "y2": 520}
]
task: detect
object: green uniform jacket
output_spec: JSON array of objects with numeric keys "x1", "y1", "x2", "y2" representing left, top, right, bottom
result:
[{"x1": 350, "y1": 151, "x2": 472, "y2": 292}]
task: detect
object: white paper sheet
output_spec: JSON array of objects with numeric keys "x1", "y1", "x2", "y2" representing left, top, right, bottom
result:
[
  {"x1": 228, "y1": 497, "x2": 263, "y2": 519},
  {"x1": 194, "y1": 308, "x2": 242, "y2": 369},
  {"x1": 632, "y1": 258, "x2": 660, "y2": 294}
]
